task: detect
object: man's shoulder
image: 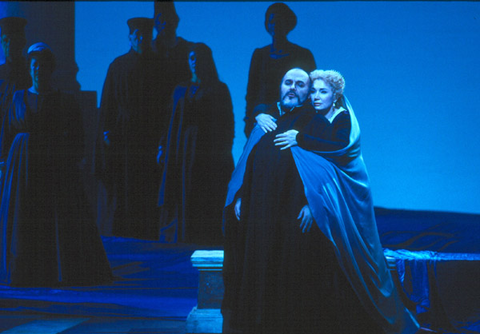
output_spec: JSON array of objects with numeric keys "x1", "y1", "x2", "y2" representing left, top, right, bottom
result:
[
  {"x1": 254, "y1": 102, "x2": 277, "y2": 115},
  {"x1": 110, "y1": 50, "x2": 136, "y2": 65},
  {"x1": 253, "y1": 45, "x2": 271, "y2": 55},
  {"x1": 177, "y1": 37, "x2": 192, "y2": 47}
]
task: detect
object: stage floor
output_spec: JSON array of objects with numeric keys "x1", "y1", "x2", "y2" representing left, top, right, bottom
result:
[
  {"x1": 1, "y1": 207, "x2": 480, "y2": 333},
  {"x1": 0, "y1": 236, "x2": 219, "y2": 333}
]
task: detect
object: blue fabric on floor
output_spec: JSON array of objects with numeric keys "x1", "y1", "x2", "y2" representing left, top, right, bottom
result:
[
  {"x1": 377, "y1": 208, "x2": 480, "y2": 334},
  {"x1": 0, "y1": 237, "x2": 220, "y2": 319}
]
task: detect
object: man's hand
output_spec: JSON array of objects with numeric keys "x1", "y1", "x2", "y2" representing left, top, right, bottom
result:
[
  {"x1": 274, "y1": 130, "x2": 299, "y2": 150},
  {"x1": 298, "y1": 205, "x2": 313, "y2": 233},
  {"x1": 234, "y1": 198, "x2": 242, "y2": 221},
  {"x1": 255, "y1": 113, "x2": 277, "y2": 133}
]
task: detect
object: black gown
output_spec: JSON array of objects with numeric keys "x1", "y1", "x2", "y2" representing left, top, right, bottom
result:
[
  {"x1": 223, "y1": 105, "x2": 383, "y2": 334},
  {"x1": 0, "y1": 89, "x2": 113, "y2": 287},
  {"x1": 100, "y1": 49, "x2": 162, "y2": 239},
  {"x1": 159, "y1": 81, "x2": 234, "y2": 244},
  {"x1": 244, "y1": 43, "x2": 316, "y2": 137}
]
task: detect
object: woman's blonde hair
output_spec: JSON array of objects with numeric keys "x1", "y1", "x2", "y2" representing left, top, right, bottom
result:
[{"x1": 309, "y1": 69, "x2": 345, "y2": 101}]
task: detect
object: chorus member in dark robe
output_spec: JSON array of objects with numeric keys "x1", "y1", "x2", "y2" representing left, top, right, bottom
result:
[
  {"x1": 158, "y1": 43, "x2": 234, "y2": 245},
  {"x1": 243, "y1": 3, "x2": 316, "y2": 137},
  {"x1": 152, "y1": 1, "x2": 193, "y2": 141},
  {"x1": 223, "y1": 69, "x2": 421, "y2": 333},
  {"x1": 0, "y1": 43, "x2": 113, "y2": 287},
  {"x1": 0, "y1": 17, "x2": 30, "y2": 162},
  {"x1": 100, "y1": 18, "x2": 161, "y2": 240}
]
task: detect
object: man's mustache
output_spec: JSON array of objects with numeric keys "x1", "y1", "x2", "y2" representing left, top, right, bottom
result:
[{"x1": 283, "y1": 90, "x2": 298, "y2": 100}]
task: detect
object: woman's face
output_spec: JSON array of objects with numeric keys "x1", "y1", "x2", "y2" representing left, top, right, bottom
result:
[
  {"x1": 30, "y1": 57, "x2": 53, "y2": 86},
  {"x1": 310, "y1": 79, "x2": 335, "y2": 114},
  {"x1": 188, "y1": 51, "x2": 197, "y2": 75}
]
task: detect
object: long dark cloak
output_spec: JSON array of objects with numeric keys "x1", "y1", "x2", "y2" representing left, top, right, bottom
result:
[
  {"x1": 99, "y1": 49, "x2": 162, "y2": 239},
  {"x1": 158, "y1": 81, "x2": 234, "y2": 244},
  {"x1": 0, "y1": 89, "x2": 113, "y2": 287}
]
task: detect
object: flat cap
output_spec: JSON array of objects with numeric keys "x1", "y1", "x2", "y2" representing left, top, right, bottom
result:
[
  {"x1": 127, "y1": 17, "x2": 154, "y2": 34},
  {"x1": 0, "y1": 17, "x2": 27, "y2": 35}
]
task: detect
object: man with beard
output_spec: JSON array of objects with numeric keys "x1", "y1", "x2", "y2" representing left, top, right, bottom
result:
[{"x1": 222, "y1": 68, "x2": 326, "y2": 334}]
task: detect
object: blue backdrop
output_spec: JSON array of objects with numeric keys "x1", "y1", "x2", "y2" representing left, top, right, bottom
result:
[{"x1": 73, "y1": 1, "x2": 479, "y2": 215}]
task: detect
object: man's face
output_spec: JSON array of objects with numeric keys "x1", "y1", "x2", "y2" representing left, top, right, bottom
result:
[
  {"x1": 280, "y1": 69, "x2": 310, "y2": 109},
  {"x1": 1, "y1": 33, "x2": 26, "y2": 61},
  {"x1": 129, "y1": 29, "x2": 152, "y2": 54},
  {"x1": 154, "y1": 12, "x2": 176, "y2": 37}
]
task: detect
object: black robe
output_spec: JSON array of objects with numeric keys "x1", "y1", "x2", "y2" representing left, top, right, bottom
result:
[
  {"x1": 100, "y1": 49, "x2": 162, "y2": 239},
  {"x1": 223, "y1": 104, "x2": 383, "y2": 334},
  {"x1": 0, "y1": 89, "x2": 113, "y2": 287},
  {"x1": 158, "y1": 81, "x2": 234, "y2": 244},
  {"x1": 244, "y1": 43, "x2": 316, "y2": 137}
]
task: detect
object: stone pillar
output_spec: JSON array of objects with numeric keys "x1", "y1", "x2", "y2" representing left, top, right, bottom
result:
[{"x1": 186, "y1": 250, "x2": 224, "y2": 334}]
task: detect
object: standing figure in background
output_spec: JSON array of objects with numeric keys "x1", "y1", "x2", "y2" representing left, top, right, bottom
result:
[
  {"x1": 0, "y1": 17, "x2": 30, "y2": 163},
  {"x1": 158, "y1": 43, "x2": 234, "y2": 245},
  {"x1": 100, "y1": 18, "x2": 161, "y2": 240},
  {"x1": 152, "y1": 1, "x2": 193, "y2": 143},
  {"x1": 0, "y1": 43, "x2": 113, "y2": 287},
  {"x1": 243, "y1": 2, "x2": 316, "y2": 137}
]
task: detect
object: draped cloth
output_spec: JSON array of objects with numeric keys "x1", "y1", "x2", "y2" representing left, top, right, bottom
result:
[{"x1": 224, "y1": 98, "x2": 419, "y2": 334}]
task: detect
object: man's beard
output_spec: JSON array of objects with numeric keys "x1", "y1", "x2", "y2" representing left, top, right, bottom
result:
[{"x1": 281, "y1": 91, "x2": 301, "y2": 109}]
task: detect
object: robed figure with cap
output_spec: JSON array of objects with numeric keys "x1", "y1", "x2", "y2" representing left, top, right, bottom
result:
[
  {"x1": 100, "y1": 17, "x2": 162, "y2": 239},
  {"x1": 0, "y1": 17, "x2": 30, "y2": 161},
  {"x1": 0, "y1": 43, "x2": 113, "y2": 287}
]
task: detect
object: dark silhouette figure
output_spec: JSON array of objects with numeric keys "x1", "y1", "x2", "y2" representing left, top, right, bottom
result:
[
  {"x1": 244, "y1": 3, "x2": 316, "y2": 137},
  {"x1": 152, "y1": 1, "x2": 194, "y2": 144},
  {"x1": 0, "y1": 17, "x2": 30, "y2": 161},
  {"x1": 100, "y1": 18, "x2": 162, "y2": 240},
  {"x1": 0, "y1": 43, "x2": 113, "y2": 287},
  {"x1": 158, "y1": 43, "x2": 234, "y2": 244}
]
